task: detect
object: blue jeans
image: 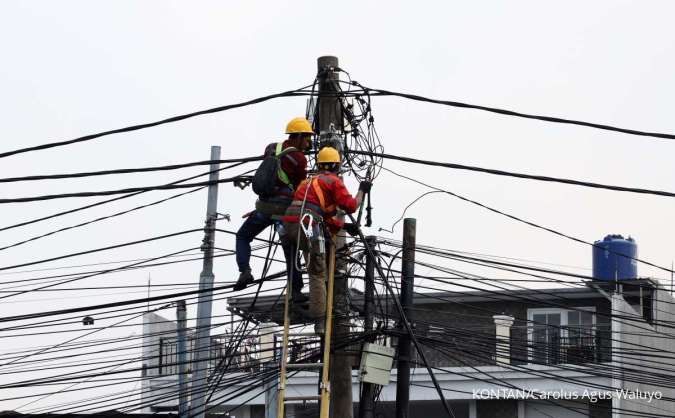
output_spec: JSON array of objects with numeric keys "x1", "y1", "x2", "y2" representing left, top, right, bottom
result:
[{"x1": 235, "y1": 211, "x2": 303, "y2": 291}]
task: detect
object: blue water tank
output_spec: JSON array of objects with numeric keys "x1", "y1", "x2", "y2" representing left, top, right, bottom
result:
[{"x1": 592, "y1": 235, "x2": 638, "y2": 280}]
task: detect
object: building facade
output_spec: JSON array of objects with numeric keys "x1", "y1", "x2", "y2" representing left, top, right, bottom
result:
[{"x1": 141, "y1": 279, "x2": 674, "y2": 418}]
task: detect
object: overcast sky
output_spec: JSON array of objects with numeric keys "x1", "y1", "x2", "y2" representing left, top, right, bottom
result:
[{"x1": 1, "y1": 0, "x2": 674, "y2": 412}]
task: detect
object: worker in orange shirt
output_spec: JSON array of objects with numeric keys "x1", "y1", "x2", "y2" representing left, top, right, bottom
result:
[{"x1": 282, "y1": 146, "x2": 371, "y2": 332}]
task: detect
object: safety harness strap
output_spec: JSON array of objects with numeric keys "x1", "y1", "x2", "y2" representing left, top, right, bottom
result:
[
  {"x1": 311, "y1": 178, "x2": 326, "y2": 212},
  {"x1": 311, "y1": 177, "x2": 337, "y2": 214},
  {"x1": 275, "y1": 143, "x2": 298, "y2": 190}
]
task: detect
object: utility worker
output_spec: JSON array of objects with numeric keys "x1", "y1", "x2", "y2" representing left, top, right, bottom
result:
[
  {"x1": 234, "y1": 117, "x2": 313, "y2": 299},
  {"x1": 282, "y1": 146, "x2": 371, "y2": 332}
]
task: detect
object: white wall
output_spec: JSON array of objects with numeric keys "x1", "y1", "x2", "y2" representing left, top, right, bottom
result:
[
  {"x1": 524, "y1": 400, "x2": 588, "y2": 418},
  {"x1": 141, "y1": 312, "x2": 181, "y2": 412},
  {"x1": 612, "y1": 289, "x2": 675, "y2": 417}
]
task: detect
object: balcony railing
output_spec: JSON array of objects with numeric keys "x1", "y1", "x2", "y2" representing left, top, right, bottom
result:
[
  {"x1": 158, "y1": 336, "x2": 259, "y2": 376},
  {"x1": 532, "y1": 334, "x2": 598, "y2": 365}
]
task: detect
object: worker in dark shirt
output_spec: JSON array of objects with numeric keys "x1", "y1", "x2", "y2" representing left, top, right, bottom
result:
[{"x1": 234, "y1": 117, "x2": 313, "y2": 297}]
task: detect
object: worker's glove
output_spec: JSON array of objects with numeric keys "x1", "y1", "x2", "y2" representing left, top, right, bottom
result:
[
  {"x1": 343, "y1": 222, "x2": 360, "y2": 237},
  {"x1": 359, "y1": 181, "x2": 372, "y2": 194}
]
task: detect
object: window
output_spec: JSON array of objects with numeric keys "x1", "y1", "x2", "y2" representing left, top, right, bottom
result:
[
  {"x1": 568, "y1": 310, "x2": 594, "y2": 341},
  {"x1": 159, "y1": 337, "x2": 196, "y2": 376},
  {"x1": 158, "y1": 335, "x2": 253, "y2": 377},
  {"x1": 159, "y1": 337, "x2": 178, "y2": 375},
  {"x1": 531, "y1": 312, "x2": 561, "y2": 365},
  {"x1": 528, "y1": 308, "x2": 596, "y2": 365}
]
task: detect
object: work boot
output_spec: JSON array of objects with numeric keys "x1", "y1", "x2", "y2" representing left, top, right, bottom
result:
[{"x1": 233, "y1": 270, "x2": 254, "y2": 291}]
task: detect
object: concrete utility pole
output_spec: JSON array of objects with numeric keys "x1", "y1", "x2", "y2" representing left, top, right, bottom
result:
[
  {"x1": 176, "y1": 300, "x2": 188, "y2": 418},
  {"x1": 190, "y1": 146, "x2": 221, "y2": 418},
  {"x1": 316, "y1": 55, "x2": 353, "y2": 418},
  {"x1": 396, "y1": 218, "x2": 416, "y2": 418},
  {"x1": 359, "y1": 236, "x2": 377, "y2": 418},
  {"x1": 259, "y1": 322, "x2": 278, "y2": 418}
]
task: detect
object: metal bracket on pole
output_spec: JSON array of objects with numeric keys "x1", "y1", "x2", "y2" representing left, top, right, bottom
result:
[{"x1": 319, "y1": 123, "x2": 343, "y2": 151}]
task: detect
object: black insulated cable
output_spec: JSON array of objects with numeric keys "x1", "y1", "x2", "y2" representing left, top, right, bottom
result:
[
  {"x1": 0, "y1": 229, "x2": 201, "y2": 273},
  {"x1": 0, "y1": 160, "x2": 247, "y2": 232},
  {"x1": 0, "y1": 174, "x2": 251, "y2": 204},
  {"x1": 0, "y1": 156, "x2": 262, "y2": 183},
  {"x1": 0, "y1": 86, "x2": 314, "y2": 160},
  {"x1": 349, "y1": 82, "x2": 675, "y2": 141},
  {"x1": 348, "y1": 150, "x2": 675, "y2": 198}
]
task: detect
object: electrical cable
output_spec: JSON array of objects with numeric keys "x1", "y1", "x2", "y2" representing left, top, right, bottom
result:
[
  {"x1": 347, "y1": 149, "x2": 675, "y2": 198},
  {"x1": 368, "y1": 245, "x2": 675, "y2": 367},
  {"x1": 0, "y1": 229, "x2": 200, "y2": 273},
  {"x1": 0, "y1": 245, "x2": 198, "y2": 302},
  {"x1": 0, "y1": 271, "x2": 287, "y2": 323},
  {"x1": 0, "y1": 85, "x2": 314, "y2": 160},
  {"x1": 0, "y1": 282, "x2": 285, "y2": 338},
  {"x1": 0, "y1": 287, "x2": 283, "y2": 368},
  {"x1": 345, "y1": 214, "x2": 457, "y2": 418},
  {"x1": 0, "y1": 156, "x2": 262, "y2": 183},
  {"x1": 380, "y1": 267, "x2": 675, "y2": 366},
  {"x1": 0, "y1": 187, "x2": 204, "y2": 253},
  {"x1": 0, "y1": 303, "x2": 171, "y2": 369},
  {"x1": 11, "y1": 69, "x2": 675, "y2": 417},
  {"x1": 205, "y1": 230, "x2": 280, "y2": 403},
  {"x1": 380, "y1": 166, "x2": 675, "y2": 275},
  {"x1": 0, "y1": 245, "x2": 277, "y2": 290},
  {"x1": 0, "y1": 160, "x2": 247, "y2": 233},
  {"x1": 0, "y1": 173, "x2": 252, "y2": 204},
  {"x1": 345, "y1": 81, "x2": 675, "y2": 141}
]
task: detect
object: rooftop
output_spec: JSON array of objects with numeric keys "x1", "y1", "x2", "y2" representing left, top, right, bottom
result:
[{"x1": 226, "y1": 278, "x2": 658, "y2": 325}]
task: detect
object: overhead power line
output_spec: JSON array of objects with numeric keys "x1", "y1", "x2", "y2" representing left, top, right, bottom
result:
[
  {"x1": 0, "y1": 304, "x2": 169, "y2": 369},
  {"x1": 381, "y1": 166, "x2": 674, "y2": 275},
  {"x1": 0, "y1": 187, "x2": 204, "y2": 252},
  {"x1": 0, "y1": 229, "x2": 201, "y2": 273},
  {"x1": 350, "y1": 82, "x2": 675, "y2": 141},
  {"x1": 0, "y1": 156, "x2": 261, "y2": 183},
  {"x1": 0, "y1": 175, "x2": 251, "y2": 204},
  {"x1": 0, "y1": 247, "x2": 200, "y2": 302},
  {"x1": 0, "y1": 273, "x2": 284, "y2": 323},
  {"x1": 0, "y1": 244, "x2": 275, "y2": 289},
  {"x1": 347, "y1": 150, "x2": 675, "y2": 198},
  {"x1": 0, "y1": 161, "x2": 247, "y2": 232},
  {"x1": 0, "y1": 86, "x2": 313, "y2": 160}
]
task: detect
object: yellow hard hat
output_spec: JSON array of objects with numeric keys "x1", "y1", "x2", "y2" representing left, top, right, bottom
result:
[
  {"x1": 317, "y1": 147, "x2": 340, "y2": 164},
  {"x1": 285, "y1": 117, "x2": 314, "y2": 135}
]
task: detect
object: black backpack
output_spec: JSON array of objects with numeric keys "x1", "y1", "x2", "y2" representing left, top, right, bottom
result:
[{"x1": 252, "y1": 142, "x2": 298, "y2": 197}]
